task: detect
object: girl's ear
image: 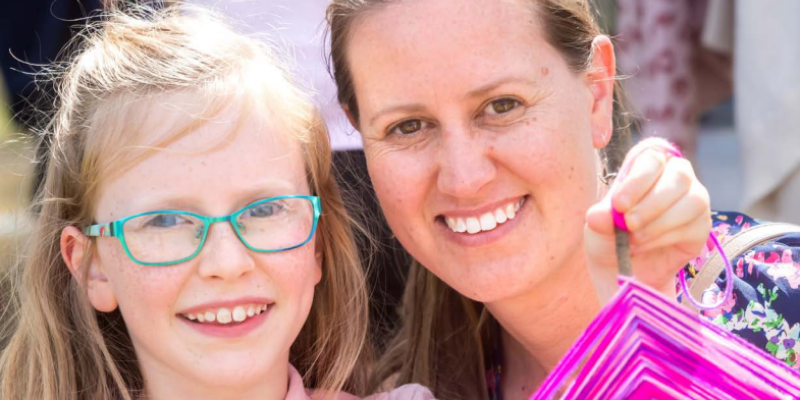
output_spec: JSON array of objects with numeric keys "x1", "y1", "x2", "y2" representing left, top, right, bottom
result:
[
  {"x1": 313, "y1": 248, "x2": 323, "y2": 286},
  {"x1": 586, "y1": 35, "x2": 616, "y2": 150},
  {"x1": 60, "y1": 226, "x2": 118, "y2": 312}
]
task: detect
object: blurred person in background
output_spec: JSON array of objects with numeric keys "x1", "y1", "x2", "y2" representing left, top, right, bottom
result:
[
  {"x1": 735, "y1": 0, "x2": 800, "y2": 225},
  {"x1": 616, "y1": 0, "x2": 800, "y2": 225},
  {"x1": 615, "y1": 0, "x2": 733, "y2": 164}
]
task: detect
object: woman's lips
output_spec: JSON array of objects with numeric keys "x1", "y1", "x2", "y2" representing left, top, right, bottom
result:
[
  {"x1": 437, "y1": 196, "x2": 529, "y2": 247},
  {"x1": 441, "y1": 197, "x2": 526, "y2": 234}
]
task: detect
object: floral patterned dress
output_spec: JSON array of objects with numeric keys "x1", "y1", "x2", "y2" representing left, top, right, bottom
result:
[{"x1": 682, "y1": 211, "x2": 800, "y2": 368}]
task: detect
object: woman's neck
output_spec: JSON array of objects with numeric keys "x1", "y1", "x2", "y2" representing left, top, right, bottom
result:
[{"x1": 485, "y1": 249, "x2": 601, "y2": 400}]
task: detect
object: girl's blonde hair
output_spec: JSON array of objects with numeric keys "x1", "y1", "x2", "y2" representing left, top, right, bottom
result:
[{"x1": 1, "y1": 5, "x2": 370, "y2": 400}]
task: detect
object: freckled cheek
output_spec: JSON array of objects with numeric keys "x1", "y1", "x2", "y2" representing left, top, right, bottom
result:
[
  {"x1": 256, "y1": 249, "x2": 320, "y2": 300},
  {"x1": 366, "y1": 151, "x2": 430, "y2": 226},
  {"x1": 96, "y1": 243, "x2": 187, "y2": 314}
]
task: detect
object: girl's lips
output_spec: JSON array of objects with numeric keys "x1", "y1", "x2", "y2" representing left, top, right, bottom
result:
[
  {"x1": 176, "y1": 296, "x2": 273, "y2": 315},
  {"x1": 180, "y1": 305, "x2": 270, "y2": 339}
]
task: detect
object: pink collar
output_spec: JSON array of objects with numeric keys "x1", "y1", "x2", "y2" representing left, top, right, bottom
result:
[{"x1": 285, "y1": 365, "x2": 313, "y2": 400}]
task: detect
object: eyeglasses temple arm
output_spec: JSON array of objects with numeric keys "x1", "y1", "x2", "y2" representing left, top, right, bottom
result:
[{"x1": 83, "y1": 222, "x2": 115, "y2": 237}]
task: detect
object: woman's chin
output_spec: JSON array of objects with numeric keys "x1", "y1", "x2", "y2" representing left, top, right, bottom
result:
[{"x1": 432, "y1": 257, "x2": 552, "y2": 304}]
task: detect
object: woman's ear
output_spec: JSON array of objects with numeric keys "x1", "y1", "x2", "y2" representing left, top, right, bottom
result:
[
  {"x1": 60, "y1": 226, "x2": 118, "y2": 312},
  {"x1": 586, "y1": 35, "x2": 616, "y2": 150},
  {"x1": 342, "y1": 104, "x2": 359, "y2": 131}
]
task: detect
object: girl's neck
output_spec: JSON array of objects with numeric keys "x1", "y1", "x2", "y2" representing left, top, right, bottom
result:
[
  {"x1": 485, "y1": 249, "x2": 601, "y2": 400},
  {"x1": 141, "y1": 359, "x2": 291, "y2": 400}
]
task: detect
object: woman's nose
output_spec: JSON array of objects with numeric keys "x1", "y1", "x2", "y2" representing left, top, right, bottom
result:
[
  {"x1": 197, "y1": 222, "x2": 256, "y2": 281},
  {"x1": 435, "y1": 126, "x2": 497, "y2": 198}
]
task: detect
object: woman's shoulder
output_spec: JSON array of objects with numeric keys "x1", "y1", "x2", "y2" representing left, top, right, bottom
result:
[
  {"x1": 323, "y1": 384, "x2": 436, "y2": 400},
  {"x1": 362, "y1": 384, "x2": 437, "y2": 400}
]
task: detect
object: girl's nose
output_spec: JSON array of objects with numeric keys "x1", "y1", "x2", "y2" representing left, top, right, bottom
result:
[{"x1": 197, "y1": 222, "x2": 256, "y2": 281}]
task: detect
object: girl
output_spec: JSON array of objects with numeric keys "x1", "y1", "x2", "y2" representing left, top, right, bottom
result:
[{"x1": 0, "y1": 5, "x2": 431, "y2": 400}]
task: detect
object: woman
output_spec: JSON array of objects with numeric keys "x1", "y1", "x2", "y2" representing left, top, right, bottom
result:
[{"x1": 326, "y1": 0, "x2": 799, "y2": 399}]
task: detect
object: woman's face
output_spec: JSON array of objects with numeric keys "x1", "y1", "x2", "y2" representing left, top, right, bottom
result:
[
  {"x1": 82, "y1": 95, "x2": 321, "y2": 396},
  {"x1": 347, "y1": 0, "x2": 613, "y2": 302}
]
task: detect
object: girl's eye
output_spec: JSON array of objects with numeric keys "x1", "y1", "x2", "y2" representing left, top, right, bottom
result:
[
  {"x1": 144, "y1": 214, "x2": 189, "y2": 229},
  {"x1": 484, "y1": 98, "x2": 521, "y2": 115},
  {"x1": 388, "y1": 119, "x2": 427, "y2": 136},
  {"x1": 243, "y1": 202, "x2": 285, "y2": 218}
]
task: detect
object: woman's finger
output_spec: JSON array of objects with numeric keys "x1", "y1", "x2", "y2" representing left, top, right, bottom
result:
[
  {"x1": 612, "y1": 148, "x2": 667, "y2": 213},
  {"x1": 624, "y1": 157, "x2": 696, "y2": 232},
  {"x1": 631, "y1": 200, "x2": 711, "y2": 255}
]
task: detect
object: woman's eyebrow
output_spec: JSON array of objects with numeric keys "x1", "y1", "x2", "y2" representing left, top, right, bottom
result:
[
  {"x1": 369, "y1": 103, "x2": 427, "y2": 127},
  {"x1": 465, "y1": 76, "x2": 538, "y2": 100}
]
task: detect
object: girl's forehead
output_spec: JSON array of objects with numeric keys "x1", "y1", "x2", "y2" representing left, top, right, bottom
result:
[{"x1": 93, "y1": 92, "x2": 309, "y2": 218}]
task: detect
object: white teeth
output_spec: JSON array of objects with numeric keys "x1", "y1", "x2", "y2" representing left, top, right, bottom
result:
[
  {"x1": 479, "y1": 212, "x2": 497, "y2": 231},
  {"x1": 494, "y1": 208, "x2": 507, "y2": 224},
  {"x1": 465, "y1": 217, "x2": 481, "y2": 234},
  {"x1": 186, "y1": 303, "x2": 267, "y2": 325},
  {"x1": 217, "y1": 308, "x2": 232, "y2": 324},
  {"x1": 204, "y1": 311, "x2": 216, "y2": 323},
  {"x1": 505, "y1": 203, "x2": 516, "y2": 220},
  {"x1": 455, "y1": 218, "x2": 467, "y2": 233},
  {"x1": 445, "y1": 198, "x2": 524, "y2": 234},
  {"x1": 233, "y1": 306, "x2": 247, "y2": 322}
]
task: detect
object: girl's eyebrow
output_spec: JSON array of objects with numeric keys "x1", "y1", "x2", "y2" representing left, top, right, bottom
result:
[{"x1": 129, "y1": 181, "x2": 302, "y2": 214}]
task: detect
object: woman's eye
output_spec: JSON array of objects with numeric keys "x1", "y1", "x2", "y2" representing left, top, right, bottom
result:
[
  {"x1": 389, "y1": 119, "x2": 427, "y2": 136},
  {"x1": 485, "y1": 98, "x2": 521, "y2": 115}
]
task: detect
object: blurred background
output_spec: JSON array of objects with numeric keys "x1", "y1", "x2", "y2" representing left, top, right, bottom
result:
[{"x1": 1, "y1": 1, "x2": 798, "y2": 334}]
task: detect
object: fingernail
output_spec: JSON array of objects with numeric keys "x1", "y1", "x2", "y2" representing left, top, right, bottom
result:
[{"x1": 615, "y1": 195, "x2": 631, "y2": 211}]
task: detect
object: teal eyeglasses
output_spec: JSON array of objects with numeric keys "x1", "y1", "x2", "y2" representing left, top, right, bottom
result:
[{"x1": 84, "y1": 195, "x2": 321, "y2": 266}]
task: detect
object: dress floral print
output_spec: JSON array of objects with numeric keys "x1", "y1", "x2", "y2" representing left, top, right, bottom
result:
[{"x1": 682, "y1": 211, "x2": 800, "y2": 368}]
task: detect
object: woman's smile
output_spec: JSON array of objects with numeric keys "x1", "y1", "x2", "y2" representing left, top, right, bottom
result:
[{"x1": 436, "y1": 196, "x2": 529, "y2": 247}]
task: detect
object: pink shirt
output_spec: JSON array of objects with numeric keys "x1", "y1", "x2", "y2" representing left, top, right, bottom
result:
[{"x1": 286, "y1": 365, "x2": 436, "y2": 400}]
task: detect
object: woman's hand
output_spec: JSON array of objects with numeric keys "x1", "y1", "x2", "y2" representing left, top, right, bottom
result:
[{"x1": 584, "y1": 138, "x2": 712, "y2": 303}]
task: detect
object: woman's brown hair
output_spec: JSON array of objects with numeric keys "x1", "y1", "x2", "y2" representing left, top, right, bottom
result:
[
  {"x1": 1, "y1": 4, "x2": 371, "y2": 399},
  {"x1": 325, "y1": 0, "x2": 631, "y2": 398}
]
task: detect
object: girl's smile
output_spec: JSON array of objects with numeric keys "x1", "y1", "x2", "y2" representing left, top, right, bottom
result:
[{"x1": 177, "y1": 297, "x2": 272, "y2": 339}]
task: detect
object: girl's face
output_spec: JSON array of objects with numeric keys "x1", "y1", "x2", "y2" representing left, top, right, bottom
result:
[
  {"x1": 83, "y1": 95, "x2": 320, "y2": 397},
  {"x1": 347, "y1": 0, "x2": 613, "y2": 302}
]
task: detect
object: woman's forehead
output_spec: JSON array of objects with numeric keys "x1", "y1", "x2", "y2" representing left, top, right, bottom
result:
[{"x1": 347, "y1": 0, "x2": 559, "y2": 101}]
